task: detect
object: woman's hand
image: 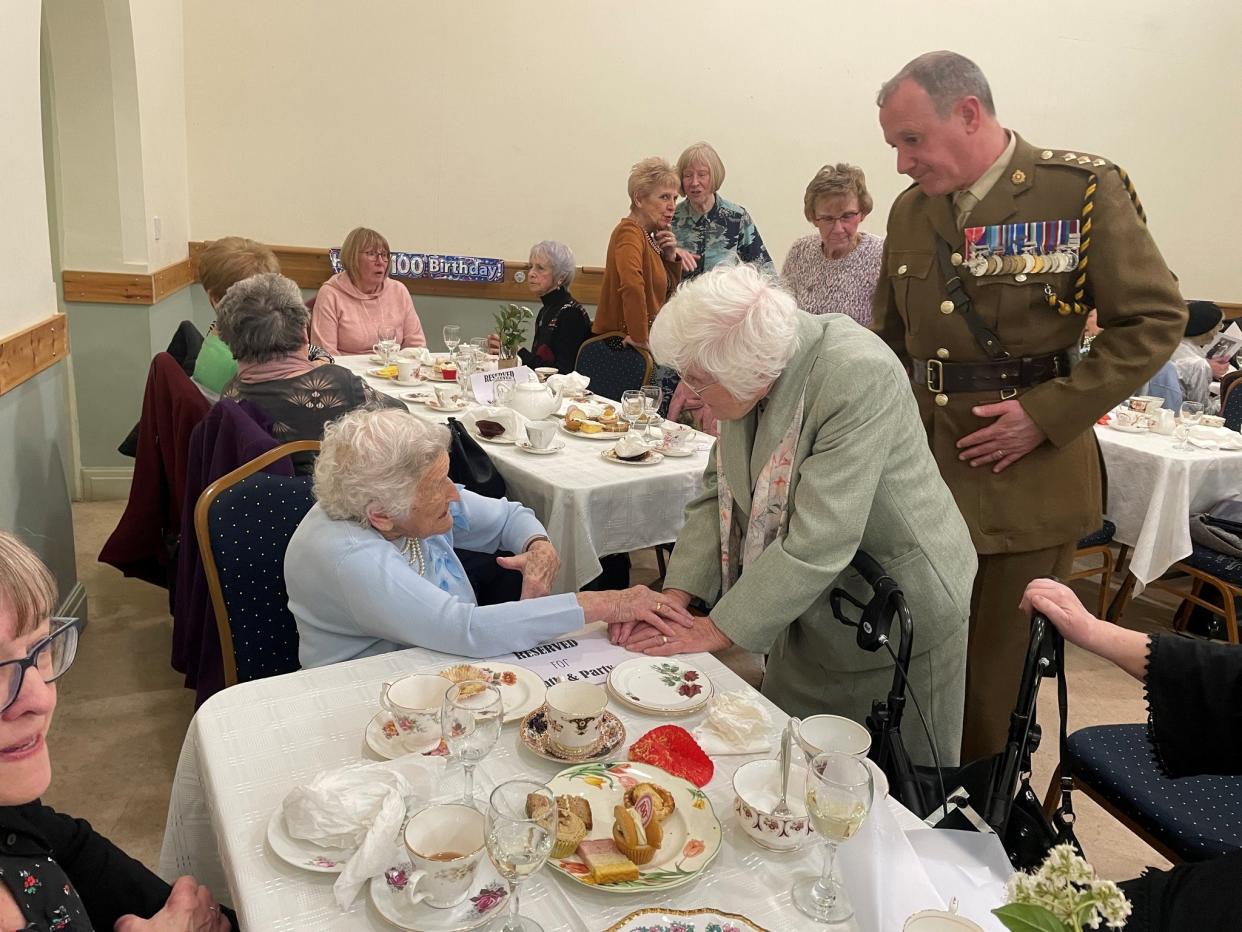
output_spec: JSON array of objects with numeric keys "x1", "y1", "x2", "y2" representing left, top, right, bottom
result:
[
  {"x1": 486, "y1": 333, "x2": 502, "y2": 354},
  {"x1": 496, "y1": 540, "x2": 560, "y2": 599},
  {"x1": 114, "y1": 876, "x2": 230, "y2": 932},
  {"x1": 1209, "y1": 355, "x2": 1231, "y2": 380},
  {"x1": 674, "y1": 247, "x2": 700, "y2": 273},
  {"x1": 609, "y1": 588, "x2": 693, "y2": 644},
  {"x1": 654, "y1": 230, "x2": 679, "y2": 262},
  {"x1": 580, "y1": 587, "x2": 694, "y2": 639},
  {"x1": 621, "y1": 335, "x2": 650, "y2": 352},
  {"x1": 620, "y1": 614, "x2": 733, "y2": 656},
  {"x1": 1020, "y1": 577, "x2": 1150, "y2": 680}
]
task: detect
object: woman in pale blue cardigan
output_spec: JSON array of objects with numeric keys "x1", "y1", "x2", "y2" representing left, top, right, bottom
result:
[{"x1": 286, "y1": 408, "x2": 691, "y2": 667}]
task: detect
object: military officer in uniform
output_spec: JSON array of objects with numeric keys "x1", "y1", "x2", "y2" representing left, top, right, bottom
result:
[{"x1": 871, "y1": 50, "x2": 1186, "y2": 760}]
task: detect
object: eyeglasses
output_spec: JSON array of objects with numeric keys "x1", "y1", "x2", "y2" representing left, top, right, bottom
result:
[
  {"x1": 0, "y1": 617, "x2": 82, "y2": 713},
  {"x1": 362, "y1": 250, "x2": 391, "y2": 261},
  {"x1": 682, "y1": 377, "x2": 719, "y2": 401},
  {"x1": 813, "y1": 211, "x2": 862, "y2": 228}
]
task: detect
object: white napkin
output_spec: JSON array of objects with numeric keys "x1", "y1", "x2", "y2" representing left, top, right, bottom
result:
[
  {"x1": 460, "y1": 405, "x2": 531, "y2": 443},
  {"x1": 547, "y1": 371, "x2": 591, "y2": 396},
  {"x1": 1189, "y1": 425, "x2": 1242, "y2": 450},
  {"x1": 281, "y1": 758, "x2": 439, "y2": 910},
  {"x1": 692, "y1": 690, "x2": 773, "y2": 755},
  {"x1": 398, "y1": 346, "x2": 434, "y2": 364}
]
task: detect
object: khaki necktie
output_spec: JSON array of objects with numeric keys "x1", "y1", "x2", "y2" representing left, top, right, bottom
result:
[{"x1": 953, "y1": 191, "x2": 978, "y2": 230}]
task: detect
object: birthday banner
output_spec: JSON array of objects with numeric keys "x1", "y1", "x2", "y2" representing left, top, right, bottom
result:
[{"x1": 328, "y1": 248, "x2": 505, "y2": 284}]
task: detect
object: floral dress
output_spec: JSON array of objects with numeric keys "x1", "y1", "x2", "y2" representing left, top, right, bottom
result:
[{"x1": 0, "y1": 855, "x2": 92, "y2": 931}]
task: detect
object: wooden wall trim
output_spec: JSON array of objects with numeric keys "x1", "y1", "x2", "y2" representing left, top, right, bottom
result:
[
  {"x1": 1221, "y1": 302, "x2": 1241, "y2": 320},
  {"x1": 0, "y1": 315, "x2": 69, "y2": 396},
  {"x1": 188, "y1": 242, "x2": 606, "y2": 305},
  {"x1": 62, "y1": 257, "x2": 194, "y2": 305}
]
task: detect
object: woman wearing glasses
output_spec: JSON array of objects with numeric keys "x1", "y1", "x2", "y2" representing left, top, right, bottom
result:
[
  {"x1": 310, "y1": 226, "x2": 427, "y2": 356},
  {"x1": 0, "y1": 532, "x2": 234, "y2": 930},
  {"x1": 780, "y1": 163, "x2": 883, "y2": 325}
]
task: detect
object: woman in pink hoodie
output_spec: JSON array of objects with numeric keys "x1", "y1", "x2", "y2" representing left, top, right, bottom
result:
[{"x1": 310, "y1": 227, "x2": 427, "y2": 355}]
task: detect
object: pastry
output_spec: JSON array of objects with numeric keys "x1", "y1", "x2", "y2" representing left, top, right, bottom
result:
[
  {"x1": 611, "y1": 803, "x2": 662, "y2": 865},
  {"x1": 563, "y1": 794, "x2": 593, "y2": 830},
  {"x1": 563, "y1": 418, "x2": 583, "y2": 432},
  {"x1": 439, "y1": 663, "x2": 489, "y2": 697},
  {"x1": 551, "y1": 804, "x2": 587, "y2": 858},
  {"x1": 576, "y1": 839, "x2": 639, "y2": 884},
  {"x1": 565, "y1": 405, "x2": 587, "y2": 422},
  {"x1": 527, "y1": 793, "x2": 594, "y2": 831},
  {"x1": 623, "y1": 782, "x2": 676, "y2": 823},
  {"x1": 600, "y1": 404, "x2": 617, "y2": 419},
  {"x1": 475, "y1": 419, "x2": 506, "y2": 439},
  {"x1": 577, "y1": 421, "x2": 604, "y2": 434}
]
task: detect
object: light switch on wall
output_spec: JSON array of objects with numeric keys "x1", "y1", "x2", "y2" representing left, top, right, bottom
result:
[{"x1": 153, "y1": 216, "x2": 162, "y2": 240}]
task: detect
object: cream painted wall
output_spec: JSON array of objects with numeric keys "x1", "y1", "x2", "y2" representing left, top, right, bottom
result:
[{"x1": 183, "y1": 0, "x2": 1242, "y2": 299}]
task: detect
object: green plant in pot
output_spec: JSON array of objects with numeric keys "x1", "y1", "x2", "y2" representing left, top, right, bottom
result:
[{"x1": 494, "y1": 303, "x2": 533, "y2": 368}]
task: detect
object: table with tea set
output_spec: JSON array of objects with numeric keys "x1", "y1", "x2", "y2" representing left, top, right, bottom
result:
[
  {"x1": 1095, "y1": 393, "x2": 1242, "y2": 591},
  {"x1": 158, "y1": 628, "x2": 1010, "y2": 932},
  {"x1": 335, "y1": 348, "x2": 714, "y2": 592}
]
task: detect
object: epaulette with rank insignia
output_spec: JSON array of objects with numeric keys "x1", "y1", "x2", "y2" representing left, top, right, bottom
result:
[{"x1": 1037, "y1": 149, "x2": 1112, "y2": 171}]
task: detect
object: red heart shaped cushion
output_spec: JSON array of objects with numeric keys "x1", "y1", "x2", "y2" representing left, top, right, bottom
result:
[{"x1": 628, "y1": 724, "x2": 714, "y2": 787}]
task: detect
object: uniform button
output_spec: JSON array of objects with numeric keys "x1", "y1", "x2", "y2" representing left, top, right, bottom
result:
[
  {"x1": 939, "y1": 300, "x2": 954, "y2": 314},
  {"x1": 935, "y1": 393, "x2": 949, "y2": 407},
  {"x1": 950, "y1": 252, "x2": 963, "y2": 266},
  {"x1": 897, "y1": 264, "x2": 908, "y2": 275},
  {"x1": 936, "y1": 348, "x2": 950, "y2": 359},
  {"x1": 4, "y1": 833, "x2": 15, "y2": 847},
  {"x1": 1015, "y1": 273, "x2": 1027, "y2": 282},
  {"x1": 1041, "y1": 150, "x2": 1054, "y2": 159}
]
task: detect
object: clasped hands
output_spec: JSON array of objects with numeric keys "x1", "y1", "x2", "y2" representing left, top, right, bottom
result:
[{"x1": 607, "y1": 587, "x2": 734, "y2": 656}]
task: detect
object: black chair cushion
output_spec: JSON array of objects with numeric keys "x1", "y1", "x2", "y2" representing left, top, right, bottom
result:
[
  {"x1": 575, "y1": 336, "x2": 648, "y2": 401},
  {"x1": 1184, "y1": 543, "x2": 1242, "y2": 586},
  {"x1": 1068, "y1": 724, "x2": 1242, "y2": 861},
  {"x1": 207, "y1": 473, "x2": 314, "y2": 683},
  {"x1": 1077, "y1": 519, "x2": 1117, "y2": 549}
]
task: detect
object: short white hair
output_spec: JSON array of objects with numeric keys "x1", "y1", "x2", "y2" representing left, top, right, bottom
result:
[
  {"x1": 530, "y1": 241, "x2": 576, "y2": 288},
  {"x1": 313, "y1": 408, "x2": 450, "y2": 524},
  {"x1": 650, "y1": 264, "x2": 801, "y2": 400}
]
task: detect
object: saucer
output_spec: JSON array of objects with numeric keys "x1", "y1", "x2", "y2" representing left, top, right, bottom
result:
[
  {"x1": 653, "y1": 444, "x2": 696, "y2": 457},
  {"x1": 365, "y1": 712, "x2": 450, "y2": 761},
  {"x1": 607, "y1": 657, "x2": 713, "y2": 715},
  {"x1": 370, "y1": 859, "x2": 509, "y2": 931},
  {"x1": 399, "y1": 390, "x2": 433, "y2": 404},
  {"x1": 516, "y1": 439, "x2": 564, "y2": 455},
  {"x1": 427, "y1": 399, "x2": 468, "y2": 412},
  {"x1": 601, "y1": 448, "x2": 664, "y2": 466},
  {"x1": 519, "y1": 707, "x2": 626, "y2": 762},
  {"x1": 266, "y1": 807, "x2": 355, "y2": 873},
  {"x1": 471, "y1": 428, "x2": 515, "y2": 445}
]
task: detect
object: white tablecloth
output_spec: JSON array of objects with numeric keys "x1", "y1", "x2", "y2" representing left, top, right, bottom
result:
[
  {"x1": 1096, "y1": 424, "x2": 1242, "y2": 589},
  {"x1": 338, "y1": 356, "x2": 710, "y2": 591},
  {"x1": 157, "y1": 632, "x2": 1007, "y2": 931}
]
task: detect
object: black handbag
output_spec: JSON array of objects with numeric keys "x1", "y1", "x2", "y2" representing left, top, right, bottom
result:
[{"x1": 446, "y1": 417, "x2": 506, "y2": 499}]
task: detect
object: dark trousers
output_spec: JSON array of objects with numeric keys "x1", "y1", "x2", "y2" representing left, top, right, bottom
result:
[
  {"x1": 456, "y1": 550, "x2": 524, "y2": 605},
  {"x1": 1120, "y1": 852, "x2": 1242, "y2": 931}
]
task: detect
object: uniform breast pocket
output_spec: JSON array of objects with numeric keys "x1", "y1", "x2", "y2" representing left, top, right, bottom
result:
[
  {"x1": 972, "y1": 273, "x2": 1066, "y2": 336},
  {"x1": 886, "y1": 251, "x2": 936, "y2": 336}
]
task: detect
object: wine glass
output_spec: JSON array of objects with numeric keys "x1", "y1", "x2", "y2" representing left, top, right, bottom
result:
[
  {"x1": 455, "y1": 348, "x2": 478, "y2": 400},
  {"x1": 376, "y1": 325, "x2": 399, "y2": 364},
  {"x1": 620, "y1": 390, "x2": 644, "y2": 435},
  {"x1": 441, "y1": 680, "x2": 502, "y2": 808},
  {"x1": 443, "y1": 324, "x2": 462, "y2": 354},
  {"x1": 792, "y1": 751, "x2": 874, "y2": 924},
  {"x1": 1175, "y1": 401, "x2": 1205, "y2": 451},
  {"x1": 485, "y1": 779, "x2": 557, "y2": 932},
  {"x1": 640, "y1": 384, "x2": 664, "y2": 440}
]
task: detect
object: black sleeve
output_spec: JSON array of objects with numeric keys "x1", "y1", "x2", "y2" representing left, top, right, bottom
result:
[
  {"x1": 551, "y1": 304, "x2": 593, "y2": 374},
  {"x1": 1146, "y1": 634, "x2": 1242, "y2": 777}
]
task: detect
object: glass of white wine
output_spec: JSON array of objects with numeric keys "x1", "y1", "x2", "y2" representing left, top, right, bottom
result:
[
  {"x1": 441, "y1": 680, "x2": 503, "y2": 808},
  {"x1": 793, "y1": 750, "x2": 874, "y2": 924},
  {"x1": 443, "y1": 324, "x2": 462, "y2": 354},
  {"x1": 485, "y1": 779, "x2": 556, "y2": 932}
]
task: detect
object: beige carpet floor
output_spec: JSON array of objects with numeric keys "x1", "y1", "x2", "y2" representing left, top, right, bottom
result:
[{"x1": 47, "y1": 501, "x2": 1175, "y2": 884}]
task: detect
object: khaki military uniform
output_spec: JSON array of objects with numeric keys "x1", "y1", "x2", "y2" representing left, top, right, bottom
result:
[{"x1": 872, "y1": 134, "x2": 1186, "y2": 759}]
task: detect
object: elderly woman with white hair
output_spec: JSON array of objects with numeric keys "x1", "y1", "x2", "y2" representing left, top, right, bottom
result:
[
  {"x1": 285, "y1": 407, "x2": 694, "y2": 667},
  {"x1": 487, "y1": 241, "x2": 591, "y2": 374},
  {"x1": 616, "y1": 264, "x2": 976, "y2": 766},
  {"x1": 671, "y1": 142, "x2": 774, "y2": 280}
]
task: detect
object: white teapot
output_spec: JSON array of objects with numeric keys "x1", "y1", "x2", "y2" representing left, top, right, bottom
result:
[{"x1": 505, "y1": 378, "x2": 563, "y2": 421}]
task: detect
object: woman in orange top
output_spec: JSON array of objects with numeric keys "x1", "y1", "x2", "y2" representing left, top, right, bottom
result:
[{"x1": 593, "y1": 157, "x2": 683, "y2": 350}]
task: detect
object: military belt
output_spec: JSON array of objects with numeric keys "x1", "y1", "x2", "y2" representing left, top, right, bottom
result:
[{"x1": 914, "y1": 351, "x2": 1071, "y2": 395}]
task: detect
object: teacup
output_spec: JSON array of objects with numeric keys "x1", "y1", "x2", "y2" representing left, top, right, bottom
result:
[
  {"x1": 1201, "y1": 414, "x2": 1226, "y2": 429},
  {"x1": 732, "y1": 759, "x2": 814, "y2": 851},
  {"x1": 526, "y1": 421, "x2": 557, "y2": 450},
  {"x1": 661, "y1": 423, "x2": 694, "y2": 452},
  {"x1": 380, "y1": 674, "x2": 450, "y2": 753},
  {"x1": 396, "y1": 359, "x2": 419, "y2": 384},
  {"x1": 534, "y1": 367, "x2": 558, "y2": 383},
  {"x1": 1128, "y1": 395, "x2": 1164, "y2": 414},
  {"x1": 402, "y1": 804, "x2": 486, "y2": 908},
  {"x1": 544, "y1": 682, "x2": 607, "y2": 755},
  {"x1": 434, "y1": 385, "x2": 462, "y2": 408},
  {"x1": 791, "y1": 714, "x2": 871, "y2": 761},
  {"x1": 1114, "y1": 408, "x2": 1148, "y2": 430},
  {"x1": 903, "y1": 907, "x2": 985, "y2": 931}
]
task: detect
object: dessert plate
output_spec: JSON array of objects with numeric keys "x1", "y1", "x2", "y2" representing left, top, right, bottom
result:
[
  {"x1": 437, "y1": 662, "x2": 545, "y2": 724},
  {"x1": 607, "y1": 657, "x2": 713, "y2": 715},
  {"x1": 516, "y1": 439, "x2": 565, "y2": 455},
  {"x1": 604, "y1": 908, "x2": 769, "y2": 932},
  {"x1": 560, "y1": 422, "x2": 626, "y2": 441},
  {"x1": 600, "y1": 449, "x2": 664, "y2": 466}
]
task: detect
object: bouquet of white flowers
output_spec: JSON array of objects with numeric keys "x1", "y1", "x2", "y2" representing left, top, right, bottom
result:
[{"x1": 993, "y1": 845, "x2": 1131, "y2": 932}]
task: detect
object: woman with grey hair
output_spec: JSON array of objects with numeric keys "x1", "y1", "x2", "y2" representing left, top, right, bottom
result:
[
  {"x1": 284, "y1": 408, "x2": 694, "y2": 667},
  {"x1": 615, "y1": 263, "x2": 975, "y2": 767},
  {"x1": 218, "y1": 272, "x2": 401, "y2": 473},
  {"x1": 487, "y1": 241, "x2": 591, "y2": 373}
]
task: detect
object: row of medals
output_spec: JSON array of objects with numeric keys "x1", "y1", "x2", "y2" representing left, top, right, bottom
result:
[{"x1": 964, "y1": 249, "x2": 1078, "y2": 278}]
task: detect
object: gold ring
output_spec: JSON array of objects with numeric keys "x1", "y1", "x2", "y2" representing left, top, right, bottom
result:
[
  {"x1": 655, "y1": 602, "x2": 663, "y2": 612},
  {"x1": 662, "y1": 636, "x2": 668, "y2": 645}
]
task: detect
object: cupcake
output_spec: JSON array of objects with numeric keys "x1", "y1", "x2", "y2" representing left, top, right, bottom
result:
[
  {"x1": 611, "y1": 803, "x2": 662, "y2": 865},
  {"x1": 552, "y1": 808, "x2": 587, "y2": 858}
]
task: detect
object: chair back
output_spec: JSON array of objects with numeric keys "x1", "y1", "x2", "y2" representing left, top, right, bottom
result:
[
  {"x1": 1224, "y1": 375, "x2": 1242, "y2": 431},
  {"x1": 574, "y1": 331, "x2": 653, "y2": 401},
  {"x1": 195, "y1": 441, "x2": 319, "y2": 687}
]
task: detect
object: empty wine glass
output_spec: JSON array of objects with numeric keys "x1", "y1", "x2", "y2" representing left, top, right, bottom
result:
[
  {"x1": 485, "y1": 779, "x2": 557, "y2": 932},
  {"x1": 793, "y1": 751, "x2": 874, "y2": 924},
  {"x1": 442, "y1": 680, "x2": 503, "y2": 808},
  {"x1": 640, "y1": 384, "x2": 664, "y2": 440},
  {"x1": 375, "y1": 325, "x2": 399, "y2": 364},
  {"x1": 455, "y1": 348, "x2": 478, "y2": 400},
  {"x1": 1175, "y1": 401, "x2": 1205, "y2": 451},
  {"x1": 443, "y1": 324, "x2": 462, "y2": 354},
  {"x1": 620, "y1": 390, "x2": 644, "y2": 434}
]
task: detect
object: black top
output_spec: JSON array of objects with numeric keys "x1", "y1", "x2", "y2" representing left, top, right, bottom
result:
[
  {"x1": 518, "y1": 287, "x2": 592, "y2": 374},
  {"x1": 1146, "y1": 633, "x2": 1242, "y2": 777},
  {"x1": 223, "y1": 363, "x2": 403, "y2": 473},
  {"x1": 0, "y1": 801, "x2": 237, "y2": 931}
]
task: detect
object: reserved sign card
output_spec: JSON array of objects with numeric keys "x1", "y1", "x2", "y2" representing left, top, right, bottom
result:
[
  {"x1": 470, "y1": 365, "x2": 533, "y2": 404},
  {"x1": 485, "y1": 629, "x2": 636, "y2": 687}
]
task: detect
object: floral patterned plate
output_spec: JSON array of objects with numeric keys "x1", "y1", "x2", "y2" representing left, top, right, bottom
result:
[
  {"x1": 370, "y1": 859, "x2": 509, "y2": 931},
  {"x1": 607, "y1": 657, "x2": 713, "y2": 715},
  {"x1": 265, "y1": 807, "x2": 356, "y2": 873},
  {"x1": 437, "y1": 661, "x2": 547, "y2": 724},
  {"x1": 364, "y1": 712, "x2": 452, "y2": 761},
  {"x1": 603, "y1": 907, "x2": 769, "y2": 932},
  {"x1": 547, "y1": 760, "x2": 722, "y2": 893}
]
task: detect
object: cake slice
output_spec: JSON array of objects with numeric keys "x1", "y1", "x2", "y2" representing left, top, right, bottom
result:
[
  {"x1": 563, "y1": 794, "x2": 593, "y2": 830},
  {"x1": 576, "y1": 838, "x2": 639, "y2": 884}
]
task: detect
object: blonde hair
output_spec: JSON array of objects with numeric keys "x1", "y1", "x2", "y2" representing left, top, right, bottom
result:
[
  {"x1": 339, "y1": 227, "x2": 392, "y2": 284},
  {"x1": 627, "y1": 157, "x2": 680, "y2": 207},
  {"x1": 676, "y1": 142, "x2": 726, "y2": 195},
  {"x1": 802, "y1": 163, "x2": 873, "y2": 223},
  {"x1": 0, "y1": 532, "x2": 57, "y2": 638},
  {"x1": 313, "y1": 408, "x2": 449, "y2": 524},
  {"x1": 197, "y1": 237, "x2": 280, "y2": 304}
]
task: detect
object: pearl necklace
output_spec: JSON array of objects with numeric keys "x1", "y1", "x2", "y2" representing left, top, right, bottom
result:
[{"x1": 402, "y1": 537, "x2": 427, "y2": 576}]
